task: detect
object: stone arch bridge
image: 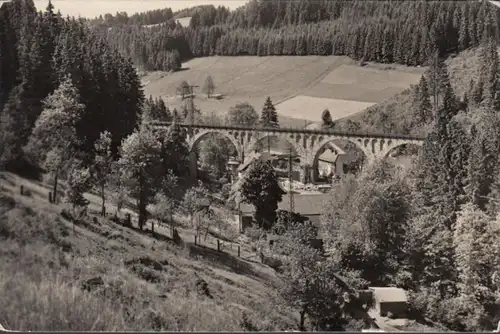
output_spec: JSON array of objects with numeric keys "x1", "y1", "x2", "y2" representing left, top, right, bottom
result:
[{"x1": 149, "y1": 122, "x2": 425, "y2": 183}]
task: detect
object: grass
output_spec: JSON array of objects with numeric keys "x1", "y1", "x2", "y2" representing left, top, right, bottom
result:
[
  {"x1": 276, "y1": 96, "x2": 376, "y2": 122},
  {"x1": 142, "y1": 56, "x2": 424, "y2": 128},
  {"x1": 0, "y1": 172, "x2": 297, "y2": 331},
  {"x1": 336, "y1": 46, "x2": 487, "y2": 136}
]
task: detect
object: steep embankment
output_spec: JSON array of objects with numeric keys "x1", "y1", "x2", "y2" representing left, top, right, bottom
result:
[
  {"x1": 338, "y1": 47, "x2": 484, "y2": 136},
  {"x1": 0, "y1": 172, "x2": 296, "y2": 331}
]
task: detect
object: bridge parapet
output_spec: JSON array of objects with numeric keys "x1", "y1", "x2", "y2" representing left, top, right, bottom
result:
[
  {"x1": 147, "y1": 122, "x2": 425, "y2": 178},
  {"x1": 148, "y1": 122, "x2": 424, "y2": 140}
]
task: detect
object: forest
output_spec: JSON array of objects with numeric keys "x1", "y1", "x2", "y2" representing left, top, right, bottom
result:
[
  {"x1": 0, "y1": 0, "x2": 144, "y2": 171},
  {"x1": 91, "y1": 0, "x2": 500, "y2": 71}
]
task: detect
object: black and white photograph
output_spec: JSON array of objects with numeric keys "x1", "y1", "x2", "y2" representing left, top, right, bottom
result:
[{"x1": 1, "y1": 0, "x2": 500, "y2": 331}]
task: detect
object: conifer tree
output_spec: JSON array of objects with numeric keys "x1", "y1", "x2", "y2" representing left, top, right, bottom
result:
[
  {"x1": 260, "y1": 96, "x2": 279, "y2": 128},
  {"x1": 415, "y1": 76, "x2": 433, "y2": 123},
  {"x1": 426, "y1": 51, "x2": 452, "y2": 115}
]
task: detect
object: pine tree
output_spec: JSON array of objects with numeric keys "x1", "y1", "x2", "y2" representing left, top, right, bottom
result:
[
  {"x1": 260, "y1": 96, "x2": 279, "y2": 128},
  {"x1": 466, "y1": 116, "x2": 500, "y2": 211},
  {"x1": 453, "y1": 203, "x2": 500, "y2": 328},
  {"x1": 0, "y1": 83, "x2": 32, "y2": 164},
  {"x1": 160, "y1": 122, "x2": 189, "y2": 178},
  {"x1": 426, "y1": 51, "x2": 452, "y2": 116},
  {"x1": 479, "y1": 39, "x2": 500, "y2": 111},
  {"x1": 415, "y1": 76, "x2": 433, "y2": 123}
]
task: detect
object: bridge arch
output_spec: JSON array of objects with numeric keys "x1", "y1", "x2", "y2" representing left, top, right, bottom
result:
[
  {"x1": 311, "y1": 138, "x2": 370, "y2": 180},
  {"x1": 188, "y1": 129, "x2": 242, "y2": 159},
  {"x1": 381, "y1": 140, "x2": 424, "y2": 161},
  {"x1": 244, "y1": 132, "x2": 307, "y2": 160}
]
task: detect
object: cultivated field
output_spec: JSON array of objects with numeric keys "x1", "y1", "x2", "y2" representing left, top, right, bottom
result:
[
  {"x1": 175, "y1": 17, "x2": 192, "y2": 27},
  {"x1": 142, "y1": 56, "x2": 425, "y2": 128},
  {"x1": 276, "y1": 96, "x2": 375, "y2": 123}
]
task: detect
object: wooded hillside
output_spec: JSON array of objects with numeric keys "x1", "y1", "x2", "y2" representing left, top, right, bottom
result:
[
  {"x1": 0, "y1": 0, "x2": 144, "y2": 171},
  {"x1": 92, "y1": 0, "x2": 500, "y2": 71}
]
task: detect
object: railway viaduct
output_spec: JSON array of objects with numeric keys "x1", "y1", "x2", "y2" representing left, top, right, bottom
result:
[{"x1": 149, "y1": 122, "x2": 425, "y2": 183}]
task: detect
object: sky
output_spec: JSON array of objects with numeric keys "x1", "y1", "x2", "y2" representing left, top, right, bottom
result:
[{"x1": 1, "y1": 0, "x2": 248, "y2": 19}]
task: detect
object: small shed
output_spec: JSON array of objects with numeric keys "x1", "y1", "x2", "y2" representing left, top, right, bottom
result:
[{"x1": 369, "y1": 287, "x2": 408, "y2": 318}]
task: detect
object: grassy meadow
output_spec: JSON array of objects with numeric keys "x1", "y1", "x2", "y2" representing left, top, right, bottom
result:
[
  {"x1": 141, "y1": 56, "x2": 425, "y2": 128},
  {"x1": 0, "y1": 172, "x2": 297, "y2": 331}
]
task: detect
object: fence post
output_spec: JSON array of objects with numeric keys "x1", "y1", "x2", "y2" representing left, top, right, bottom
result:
[
  {"x1": 20, "y1": 185, "x2": 24, "y2": 195},
  {"x1": 217, "y1": 239, "x2": 220, "y2": 252},
  {"x1": 238, "y1": 246, "x2": 240, "y2": 257},
  {"x1": 194, "y1": 235, "x2": 197, "y2": 245},
  {"x1": 125, "y1": 213, "x2": 131, "y2": 227}
]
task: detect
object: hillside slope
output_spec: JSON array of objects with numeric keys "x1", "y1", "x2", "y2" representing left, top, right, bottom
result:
[
  {"x1": 0, "y1": 172, "x2": 295, "y2": 331},
  {"x1": 142, "y1": 56, "x2": 424, "y2": 128},
  {"x1": 337, "y1": 47, "x2": 483, "y2": 136}
]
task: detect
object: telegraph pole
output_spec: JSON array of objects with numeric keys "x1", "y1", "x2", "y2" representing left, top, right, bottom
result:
[
  {"x1": 184, "y1": 84, "x2": 199, "y2": 131},
  {"x1": 288, "y1": 147, "x2": 295, "y2": 222}
]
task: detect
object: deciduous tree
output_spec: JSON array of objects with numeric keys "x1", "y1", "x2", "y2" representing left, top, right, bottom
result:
[
  {"x1": 227, "y1": 102, "x2": 259, "y2": 127},
  {"x1": 177, "y1": 80, "x2": 191, "y2": 100},
  {"x1": 65, "y1": 163, "x2": 91, "y2": 220},
  {"x1": 117, "y1": 127, "x2": 163, "y2": 229},
  {"x1": 240, "y1": 159, "x2": 284, "y2": 229},
  {"x1": 321, "y1": 109, "x2": 334, "y2": 129},
  {"x1": 202, "y1": 75, "x2": 215, "y2": 98},
  {"x1": 275, "y1": 221, "x2": 366, "y2": 331},
  {"x1": 25, "y1": 76, "x2": 84, "y2": 203}
]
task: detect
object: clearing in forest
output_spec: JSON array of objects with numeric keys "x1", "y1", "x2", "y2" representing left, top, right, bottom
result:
[{"x1": 142, "y1": 56, "x2": 425, "y2": 127}]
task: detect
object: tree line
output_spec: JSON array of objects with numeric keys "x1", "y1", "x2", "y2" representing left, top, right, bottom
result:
[{"x1": 97, "y1": 0, "x2": 500, "y2": 71}]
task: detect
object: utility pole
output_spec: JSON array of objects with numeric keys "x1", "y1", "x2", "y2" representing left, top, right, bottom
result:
[
  {"x1": 288, "y1": 147, "x2": 295, "y2": 222},
  {"x1": 184, "y1": 84, "x2": 199, "y2": 131}
]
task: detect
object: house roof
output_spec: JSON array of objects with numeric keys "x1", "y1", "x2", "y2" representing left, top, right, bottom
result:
[
  {"x1": 368, "y1": 287, "x2": 408, "y2": 303},
  {"x1": 239, "y1": 193, "x2": 330, "y2": 216}
]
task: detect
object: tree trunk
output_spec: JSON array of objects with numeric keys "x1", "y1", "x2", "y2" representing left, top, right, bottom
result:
[
  {"x1": 53, "y1": 172, "x2": 59, "y2": 203},
  {"x1": 138, "y1": 172, "x2": 147, "y2": 230},
  {"x1": 299, "y1": 306, "x2": 307, "y2": 331},
  {"x1": 101, "y1": 183, "x2": 106, "y2": 216},
  {"x1": 151, "y1": 220, "x2": 155, "y2": 234}
]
